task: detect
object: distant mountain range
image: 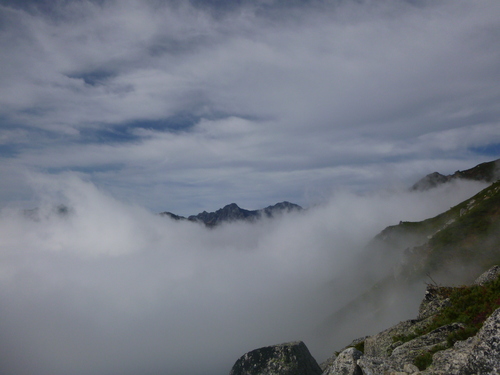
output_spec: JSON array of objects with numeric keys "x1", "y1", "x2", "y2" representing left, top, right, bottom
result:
[
  {"x1": 159, "y1": 201, "x2": 303, "y2": 227},
  {"x1": 160, "y1": 159, "x2": 500, "y2": 227},
  {"x1": 161, "y1": 159, "x2": 500, "y2": 227}
]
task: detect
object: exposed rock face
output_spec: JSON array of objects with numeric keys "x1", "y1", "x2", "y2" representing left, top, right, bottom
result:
[
  {"x1": 320, "y1": 266, "x2": 500, "y2": 375},
  {"x1": 417, "y1": 285, "x2": 450, "y2": 320},
  {"x1": 228, "y1": 269, "x2": 500, "y2": 375},
  {"x1": 229, "y1": 341, "x2": 322, "y2": 375},
  {"x1": 323, "y1": 347, "x2": 362, "y2": 375},
  {"x1": 464, "y1": 307, "x2": 500, "y2": 374},
  {"x1": 356, "y1": 356, "x2": 393, "y2": 375},
  {"x1": 364, "y1": 319, "x2": 428, "y2": 358},
  {"x1": 389, "y1": 323, "x2": 464, "y2": 370},
  {"x1": 474, "y1": 265, "x2": 500, "y2": 286},
  {"x1": 421, "y1": 307, "x2": 500, "y2": 374}
]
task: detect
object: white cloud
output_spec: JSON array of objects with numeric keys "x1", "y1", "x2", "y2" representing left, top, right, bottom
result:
[
  {"x1": 0, "y1": 173, "x2": 489, "y2": 375},
  {"x1": 1, "y1": 2, "x2": 499, "y2": 371}
]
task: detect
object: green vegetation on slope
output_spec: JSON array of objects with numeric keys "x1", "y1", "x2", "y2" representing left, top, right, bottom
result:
[
  {"x1": 425, "y1": 181, "x2": 500, "y2": 273},
  {"x1": 393, "y1": 278, "x2": 500, "y2": 370},
  {"x1": 386, "y1": 180, "x2": 500, "y2": 283}
]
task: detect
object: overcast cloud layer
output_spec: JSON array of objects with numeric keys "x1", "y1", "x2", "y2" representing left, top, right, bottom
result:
[
  {"x1": 0, "y1": 0, "x2": 499, "y2": 214},
  {"x1": 1, "y1": 1, "x2": 500, "y2": 374}
]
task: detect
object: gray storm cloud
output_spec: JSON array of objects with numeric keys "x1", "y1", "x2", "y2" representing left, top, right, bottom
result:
[{"x1": 0, "y1": 174, "x2": 488, "y2": 375}]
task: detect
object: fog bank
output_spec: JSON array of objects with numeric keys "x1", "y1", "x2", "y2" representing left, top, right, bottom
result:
[{"x1": 0, "y1": 174, "x2": 488, "y2": 375}]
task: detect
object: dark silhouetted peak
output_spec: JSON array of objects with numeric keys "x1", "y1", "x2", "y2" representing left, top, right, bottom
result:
[
  {"x1": 411, "y1": 158, "x2": 500, "y2": 191},
  {"x1": 162, "y1": 201, "x2": 303, "y2": 227},
  {"x1": 188, "y1": 203, "x2": 259, "y2": 226},
  {"x1": 158, "y1": 211, "x2": 186, "y2": 221},
  {"x1": 411, "y1": 172, "x2": 449, "y2": 191},
  {"x1": 260, "y1": 201, "x2": 303, "y2": 218}
]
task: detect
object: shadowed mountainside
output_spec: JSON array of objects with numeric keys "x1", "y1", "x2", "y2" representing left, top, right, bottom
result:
[
  {"x1": 160, "y1": 201, "x2": 302, "y2": 227},
  {"x1": 411, "y1": 158, "x2": 500, "y2": 191}
]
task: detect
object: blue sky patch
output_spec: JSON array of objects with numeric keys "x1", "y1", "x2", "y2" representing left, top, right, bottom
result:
[{"x1": 470, "y1": 143, "x2": 500, "y2": 157}]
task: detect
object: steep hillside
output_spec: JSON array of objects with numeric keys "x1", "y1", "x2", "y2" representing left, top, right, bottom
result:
[
  {"x1": 320, "y1": 266, "x2": 500, "y2": 374},
  {"x1": 317, "y1": 163, "x2": 500, "y2": 369},
  {"x1": 228, "y1": 165, "x2": 500, "y2": 374},
  {"x1": 377, "y1": 180, "x2": 500, "y2": 284},
  {"x1": 411, "y1": 158, "x2": 500, "y2": 191}
]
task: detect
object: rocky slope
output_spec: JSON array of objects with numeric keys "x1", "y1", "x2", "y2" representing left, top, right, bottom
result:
[
  {"x1": 160, "y1": 201, "x2": 302, "y2": 227},
  {"x1": 319, "y1": 177, "x2": 500, "y2": 354},
  {"x1": 228, "y1": 159, "x2": 500, "y2": 375},
  {"x1": 321, "y1": 266, "x2": 500, "y2": 374},
  {"x1": 231, "y1": 267, "x2": 500, "y2": 375},
  {"x1": 375, "y1": 178, "x2": 500, "y2": 283}
]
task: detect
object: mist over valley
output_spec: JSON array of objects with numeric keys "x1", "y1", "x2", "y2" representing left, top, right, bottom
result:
[
  {"x1": 1, "y1": 0, "x2": 500, "y2": 373},
  {"x1": 0, "y1": 167, "x2": 496, "y2": 375}
]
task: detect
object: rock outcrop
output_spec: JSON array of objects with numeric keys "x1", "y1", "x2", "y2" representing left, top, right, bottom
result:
[
  {"x1": 421, "y1": 307, "x2": 500, "y2": 374},
  {"x1": 229, "y1": 267, "x2": 500, "y2": 375},
  {"x1": 321, "y1": 266, "x2": 500, "y2": 375},
  {"x1": 473, "y1": 265, "x2": 500, "y2": 286},
  {"x1": 229, "y1": 341, "x2": 322, "y2": 375},
  {"x1": 323, "y1": 347, "x2": 363, "y2": 375}
]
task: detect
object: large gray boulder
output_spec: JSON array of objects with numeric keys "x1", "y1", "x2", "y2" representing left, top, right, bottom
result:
[
  {"x1": 322, "y1": 347, "x2": 362, "y2": 375},
  {"x1": 473, "y1": 265, "x2": 500, "y2": 286},
  {"x1": 229, "y1": 341, "x2": 322, "y2": 375}
]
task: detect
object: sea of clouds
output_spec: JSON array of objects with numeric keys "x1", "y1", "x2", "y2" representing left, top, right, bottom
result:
[{"x1": 0, "y1": 174, "x2": 488, "y2": 375}]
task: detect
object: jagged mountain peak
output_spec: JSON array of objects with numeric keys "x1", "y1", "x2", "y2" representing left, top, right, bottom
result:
[{"x1": 160, "y1": 201, "x2": 303, "y2": 227}]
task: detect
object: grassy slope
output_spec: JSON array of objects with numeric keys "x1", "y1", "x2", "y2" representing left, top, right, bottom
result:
[
  {"x1": 322, "y1": 179, "x2": 500, "y2": 351},
  {"x1": 402, "y1": 180, "x2": 500, "y2": 281}
]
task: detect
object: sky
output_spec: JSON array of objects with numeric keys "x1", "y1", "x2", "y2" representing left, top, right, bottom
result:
[
  {"x1": 1, "y1": 1, "x2": 500, "y2": 374},
  {"x1": 0, "y1": 0, "x2": 499, "y2": 215}
]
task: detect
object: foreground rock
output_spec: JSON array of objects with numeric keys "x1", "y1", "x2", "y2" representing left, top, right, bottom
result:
[
  {"x1": 473, "y1": 265, "x2": 500, "y2": 286},
  {"x1": 421, "y1": 307, "x2": 500, "y2": 374},
  {"x1": 323, "y1": 347, "x2": 363, "y2": 375},
  {"x1": 324, "y1": 266, "x2": 500, "y2": 375},
  {"x1": 229, "y1": 341, "x2": 322, "y2": 375},
  {"x1": 229, "y1": 267, "x2": 500, "y2": 375}
]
